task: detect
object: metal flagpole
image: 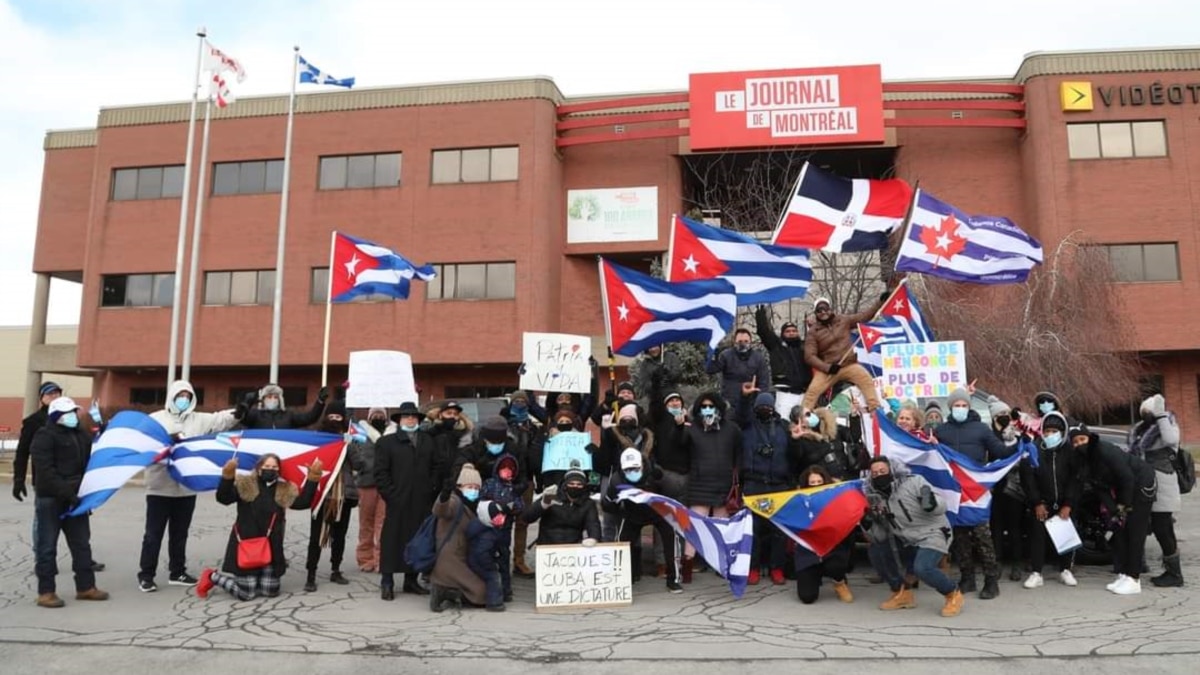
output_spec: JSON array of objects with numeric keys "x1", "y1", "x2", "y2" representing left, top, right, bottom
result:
[
  {"x1": 268, "y1": 46, "x2": 300, "y2": 383},
  {"x1": 181, "y1": 92, "x2": 215, "y2": 382},
  {"x1": 167, "y1": 27, "x2": 207, "y2": 389},
  {"x1": 320, "y1": 230, "x2": 337, "y2": 387}
]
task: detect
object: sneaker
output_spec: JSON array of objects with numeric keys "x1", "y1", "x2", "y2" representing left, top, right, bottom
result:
[
  {"x1": 769, "y1": 568, "x2": 786, "y2": 586},
  {"x1": 1111, "y1": 576, "x2": 1142, "y2": 595},
  {"x1": 748, "y1": 569, "x2": 761, "y2": 585},
  {"x1": 1059, "y1": 569, "x2": 1078, "y2": 587},
  {"x1": 1106, "y1": 574, "x2": 1128, "y2": 592},
  {"x1": 666, "y1": 581, "x2": 684, "y2": 594},
  {"x1": 169, "y1": 572, "x2": 198, "y2": 587},
  {"x1": 138, "y1": 579, "x2": 158, "y2": 593},
  {"x1": 195, "y1": 568, "x2": 215, "y2": 599},
  {"x1": 1022, "y1": 572, "x2": 1044, "y2": 589}
]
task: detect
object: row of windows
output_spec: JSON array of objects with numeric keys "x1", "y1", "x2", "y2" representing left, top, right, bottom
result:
[
  {"x1": 129, "y1": 386, "x2": 310, "y2": 407},
  {"x1": 110, "y1": 146, "x2": 519, "y2": 201},
  {"x1": 1102, "y1": 243, "x2": 1180, "y2": 282},
  {"x1": 1067, "y1": 121, "x2": 1167, "y2": 159}
]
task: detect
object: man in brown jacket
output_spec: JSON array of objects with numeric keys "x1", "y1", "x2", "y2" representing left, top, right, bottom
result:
[{"x1": 801, "y1": 295, "x2": 886, "y2": 413}]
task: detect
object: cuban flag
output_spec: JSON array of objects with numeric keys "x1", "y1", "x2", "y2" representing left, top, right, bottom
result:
[
  {"x1": 772, "y1": 162, "x2": 913, "y2": 253},
  {"x1": 852, "y1": 282, "x2": 935, "y2": 376},
  {"x1": 895, "y1": 190, "x2": 1043, "y2": 284},
  {"x1": 616, "y1": 488, "x2": 753, "y2": 597},
  {"x1": 599, "y1": 258, "x2": 736, "y2": 357},
  {"x1": 66, "y1": 412, "x2": 174, "y2": 517},
  {"x1": 745, "y1": 481, "x2": 868, "y2": 557},
  {"x1": 667, "y1": 215, "x2": 812, "y2": 305},
  {"x1": 331, "y1": 231, "x2": 435, "y2": 303},
  {"x1": 862, "y1": 410, "x2": 1023, "y2": 527},
  {"x1": 298, "y1": 55, "x2": 355, "y2": 88},
  {"x1": 169, "y1": 429, "x2": 348, "y2": 512}
]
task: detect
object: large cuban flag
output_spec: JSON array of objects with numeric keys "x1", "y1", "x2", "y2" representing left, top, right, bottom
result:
[
  {"x1": 66, "y1": 411, "x2": 174, "y2": 517},
  {"x1": 330, "y1": 231, "x2": 435, "y2": 302}
]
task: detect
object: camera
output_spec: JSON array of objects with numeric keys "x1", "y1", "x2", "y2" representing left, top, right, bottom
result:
[{"x1": 756, "y1": 445, "x2": 775, "y2": 457}]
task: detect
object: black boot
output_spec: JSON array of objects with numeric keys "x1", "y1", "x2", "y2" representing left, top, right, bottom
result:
[
  {"x1": 958, "y1": 573, "x2": 977, "y2": 594},
  {"x1": 304, "y1": 571, "x2": 317, "y2": 593},
  {"x1": 429, "y1": 584, "x2": 446, "y2": 613},
  {"x1": 1151, "y1": 553, "x2": 1185, "y2": 588},
  {"x1": 330, "y1": 570, "x2": 349, "y2": 585},
  {"x1": 1008, "y1": 564, "x2": 1022, "y2": 582},
  {"x1": 380, "y1": 573, "x2": 395, "y2": 601},
  {"x1": 403, "y1": 573, "x2": 430, "y2": 595},
  {"x1": 979, "y1": 576, "x2": 1000, "y2": 600}
]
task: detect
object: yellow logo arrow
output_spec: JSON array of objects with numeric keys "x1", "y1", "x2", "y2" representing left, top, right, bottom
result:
[{"x1": 1061, "y1": 82, "x2": 1094, "y2": 111}]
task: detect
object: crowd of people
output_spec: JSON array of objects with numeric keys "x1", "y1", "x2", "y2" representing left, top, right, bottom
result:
[{"x1": 10, "y1": 295, "x2": 1190, "y2": 614}]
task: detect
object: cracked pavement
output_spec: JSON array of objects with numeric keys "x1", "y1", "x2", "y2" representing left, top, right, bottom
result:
[{"x1": 0, "y1": 489, "x2": 1197, "y2": 665}]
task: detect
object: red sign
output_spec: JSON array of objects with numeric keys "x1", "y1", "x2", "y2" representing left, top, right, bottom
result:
[{"x1": 688, "y1": 65, "x2": 886, "y2": 150}]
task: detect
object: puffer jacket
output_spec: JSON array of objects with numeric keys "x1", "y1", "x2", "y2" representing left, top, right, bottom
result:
[
  {"x1": 736, "y1": 392, "x2": 799, "y2": 491},
  {"x1": 864, "y1": 469, "x2": 953, "y2": 554},
  {"x1": 755, "y1": 305, "x2": 811, "y2": 392},
  {"x1": 804, "y1": 299, "x2": 883, "y2": 371},
  {"x1": 1079, "y1": 432, "x2": 1157, "y2": 507},
  {"x1": 705, "y1": 346, "x2": 770, "y2": 409},
  {"x1": 148, "y1": 380, "x2": 242, "y2": 497},
  {"x1": 522, "y1": 489, "x2": 601, "y2": 545},
  {"x1": 678, "y1": 392, "x2": 742, "y2": 506},
  {"x1": 31, "y1": 421, "x2": 92, "y2": 501},
  {"x1": 1019, "y1": 419, "x2": 1082, "y2": 511},
  {"x1": 935, "y1": 409, "x2": 1014, "y2": 464}
]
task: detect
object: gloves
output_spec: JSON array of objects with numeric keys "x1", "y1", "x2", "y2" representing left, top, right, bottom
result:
[
  {"x1": 517, "y1": 362, "x2": 527, "y2": 376},
  {"x1": 581, "y1": 538, "x2": 597, "y2": 548},
  {"x1": 602, "y1": 391, "x2": 618, "y2": 407},
  {"x1": 919, "y1": 485, "x2": 937, "y2": 512},
  {"x1": 827, "y1": 363, "x2": 841, "y2": 375},
  {"x1": 242, "y1": 391, "x2": 259, "y2": 407},
  {"x1": 222, "y1": 459, "x2": 239, "y2": 480},
  {"x1": 879, "y1": 291, "x2": 890, "y2": 304},
  {"x1": 542, "y1": 484, "x2": 558, "y2": 504},
  {"x1": 12, "y1": 479, "x2": 27, "y2": 502},
  {"x1": 584, "y1": 443, "x2": 598, "y2": 455},
  {"x1": 234, "y1": 403, "x2": 249, "y2": 420},
  {"x1": 332, "y1": 385, "x2": 346, "y2": 402},
  {"x1": 317, "y1": 387, "x2": 330, "y2": 404}
]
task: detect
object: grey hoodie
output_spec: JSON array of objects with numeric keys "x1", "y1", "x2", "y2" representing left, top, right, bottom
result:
[
  {"x1": 146, "y1": 380, "x2": 241, "y2": 497},
  {"x1": 864, "y1": 465, "x2": 953, "y2": 554}
]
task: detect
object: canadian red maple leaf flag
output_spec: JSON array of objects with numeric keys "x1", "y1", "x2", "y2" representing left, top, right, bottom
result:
[{"x1": 918, "y1": 213, "x2": 968, "y2": 266}]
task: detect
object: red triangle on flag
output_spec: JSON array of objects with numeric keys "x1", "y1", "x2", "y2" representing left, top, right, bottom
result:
[
  {"x1": 670, "y1": 216, "x2": 731, "y2": 281},
  {"x1": 279, "y1": 440, "x2": 346, "y2": 511},
  {"x1": 949, "y1": 461, "x2": 988, "y2": 504},
  {"x1": 858, "y1": 323, "x2": 884, "y2": 352},
  {"x1": 330, "y1": 234, "x2": 381, "y2": 300},
  {"x1": 881, "y1": 288, "x2": 914, "y2": 322},
  {"x1": 601, "y1": 262, "x2": 656, "y2": 353}
]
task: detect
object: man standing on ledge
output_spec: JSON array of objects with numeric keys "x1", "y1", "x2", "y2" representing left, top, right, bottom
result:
[{"x1": 801, "y1": 294, "x2": 887, "y2": 413}]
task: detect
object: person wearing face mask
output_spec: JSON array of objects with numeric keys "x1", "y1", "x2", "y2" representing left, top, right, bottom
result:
[
  {"x1": 923, "y1": 402, "x2": 944, "y2": 435},
  {"x1": 652, "y1": 391, "x2": 691, "y2": 577},
  {"x1": 500, "y1": 390, "x2": 543, "y2": 577},
  {"x1": 137, "y1": 380, "x2": 247, "y2": 593},
  {"x1": 596, "y1": 404, "x2": 653, "y2": 543},
  {"x1": 592, "y1": 381, "x2": 643, "y2": 430},
  {"x1": 755, "y1": 305, "x2": 812, "y2": 418},
  {"x1": 453, "y1": 415, "x2": 523, "y2": 486},
  {"x1": 631, "y1": 344, "x2": 682, "y2": 402},
  {"x1": 428, "y1": 401, "x2": 474, "y2": 458},
  {"x1": 428, "y1": 463, "x2": 489, "y2": 612},
  {"x1": 679, "y1": 391, "x2": 742, "y2": 583},
  {"x1": 195, "y1": 453, "x2": 322, "y2": 601},
  {"x1": 521, "y1": 467, "x2": 601, "y2": 546},
  {"x1": 349, "y1": 407, "x2": 391, "y2": 573},
  {"x1": 801, "y1": 295, "x2": 887, "y2": 414},
  {"x1": 934, "y1": 387, "x2": 1013, "y2": 600},
  {"x1": 29, "y1": 397, "x2": 110, "y2": 608},
  {"x1": 529, "y1": 409, "x2": 595, "y2": 496},
  {"x1": 987, "y1": 396, "x2": 1030, "y2": 583},
  {"x1": 793, "y1": 466, "x2": 856, "y2": 604},
  {"x1": 602, "y1": 449, "x2": 682, "y2": 592},
  {"x1": 706, "y1": 328, "x2": 770, "y2": 411},
  {"x1": 480, "y1": 454, "x2": 526, "y2": 602},
  {"x1": 794, "y1": 407, "x2": 856, "y2": 482},
  {"x1": 1128, "y1": 394, "x2": 1185, "y2": 588},
  {"x1": 374, "y1": 402, "x2": 443, "y2": 600},
  {"x1": 240, "y1": 383, "x2": 330, "y2": 430},
  {"x1": 1032, "y1": 391, "x2": 1067, "y2": 432},
  {"x1": 304, "y1": 402, "x2": 359, "y2": 592},
  {"x1": 1018, "y1": 412, "x2": 1082, "y2": 590},
  {"x1": 464, "y1": 500, "x2": 513, "y2": 612},
  {"x1": 738, "y1": 392, "x2": 801, "y2": 586}
]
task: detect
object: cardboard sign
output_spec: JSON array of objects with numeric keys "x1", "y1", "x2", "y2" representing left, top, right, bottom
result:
[
  {"x1": 535, "y1": 542, "x2": 633, "y2": 611},
  {"x1": 519, "y1": 332, "x2": 592, "y2": 394},
  {"x1": 880, "y1": 341, "x2": 967, "y2": 400},
  {"x1": 540, "y1": 431, "x2": 594, "y2": 473},
  {"x1": 346, "y1": 350, "x2": 418, "y2": 408}
]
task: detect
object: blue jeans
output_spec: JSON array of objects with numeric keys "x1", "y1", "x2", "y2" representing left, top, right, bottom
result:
[
  {"x1": 34, "y1": 497, "x2": 95, "y2": 595},
  {"x1": 868, "y1": 538, "x2": 956, "y2": 595}
]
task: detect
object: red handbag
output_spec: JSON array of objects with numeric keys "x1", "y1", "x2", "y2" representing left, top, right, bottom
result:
[
  {"x1": 724, "y1": 470, "x2": 743, "y2": 513},
  {"x1": 235, "y1": 513, "x2": 277, "y2": 569}
]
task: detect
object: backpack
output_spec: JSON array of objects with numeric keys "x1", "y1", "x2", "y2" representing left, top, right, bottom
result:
[
  {"x1": 404, "y1": 503, "x2": 466, "y2": 573},
  {"x1": 1175, "y1": 447, "x2": 1195, "y2": 495}
]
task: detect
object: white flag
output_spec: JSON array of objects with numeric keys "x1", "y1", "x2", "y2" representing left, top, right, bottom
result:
[{"x1": 203, "y1": 40, "x2": 246, "y2": 82}]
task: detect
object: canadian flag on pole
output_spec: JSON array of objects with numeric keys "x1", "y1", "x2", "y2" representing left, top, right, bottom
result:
[{"x1": 203, "y1": 40, "x2": 245, "y2": 108}]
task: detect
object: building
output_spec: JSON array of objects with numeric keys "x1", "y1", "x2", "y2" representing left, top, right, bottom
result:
[
  {"x1": 29, "y1": 47, "x2": 1200, "y2": 438},
  {"x1": 0, "y1": 325, "x2": 92, "y2": 441}
]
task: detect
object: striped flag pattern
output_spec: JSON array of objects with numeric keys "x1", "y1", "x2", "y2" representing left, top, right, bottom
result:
[
  {"x1": 667, "y1": 215, "x2": 812, "y2": 305},
  {"x1": 745, "y1": 481, "x2": 869, "y2": 557},
  {"x1": 772, "y1": 162, "x2": 913, "y2": 253},
  {"x1": 852, "y1": 283, "x2": 935, "y2": 377},
  {"x1": 66, "y1": 411, "x2": 173, "y2": 517}
]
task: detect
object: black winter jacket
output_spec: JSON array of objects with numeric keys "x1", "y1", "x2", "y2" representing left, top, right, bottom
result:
[
  {"x1": 679, "y1": 392, "x2": 742, "y2": 505},
  {"x1": 935, "y1": 410, "x2": 1013, "y2": 463},
  {"x1": 31, "y1": 422, "x2": 91, "y2": 501},
  {"x1": 1019, "y1": 440, "x2": 1082, "y2": 510},
  {"x1": 1079, "y1": 433, "x2": 1157, "y2": 507},
  {"x1": 14, "y1": 405, "x2": 49, "y2": 485},
  {"x1": 755, "y1": 305, "x2": 811, "y2": 392},
  {"x1": 522, "y1": 491, "x2": 601, "y2": 545},
  {"x1": 241, "y1": 399, "x2": 326, "y2": 430}
]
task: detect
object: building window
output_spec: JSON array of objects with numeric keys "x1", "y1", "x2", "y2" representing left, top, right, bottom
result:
[
  {"x1": 310, "y1": 267, "x2": 394, "y2": 303},
  {"x1": 228, "y1": 386, "x2": 308, "y2": 407},
  {"x1": 318, "y1": 153, "x2": 401, "y2": 190},
  {"x1": 431, "y1": 147, "x2": 519, "y2": 184},
  {"x1": 425, "y1": 262, "x2": 515, "y2": 300},
  {"x1": 101, "y1": 273, "x2": 175, "y2": 307},
  {"x1": 212, "y1": 159, "x2": 285, "y2": 195},
  {"x1": 131, "y1": 387, "x2": 205, "y2": 407},
  {"x1": 1067, "y1": 121, "x2": 1167, "y2": 159},
  {"x1": 1103, "y1": 243, "x2": 1180, "y2": 282},
  {"x1": 204, "y1": 270, "x2": 276, "y2": 305},
  {"x1": 111, "y1": 165, "x2": 185, "y2": 201}
]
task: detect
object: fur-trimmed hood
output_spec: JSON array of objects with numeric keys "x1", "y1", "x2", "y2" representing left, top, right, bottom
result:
[
  {"x1": 611, "y1": 426, "x2": 655, "y2": 462},
  {"x1": 798, "y1": 407, "x2": 838, "y2": 442},
  {"x1": 234, "y1": 473, "x2": 300, "y2": 508}
]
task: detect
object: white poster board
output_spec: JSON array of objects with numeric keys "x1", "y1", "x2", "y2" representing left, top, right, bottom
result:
[
  {"x1": 566, "y1": 187, "x2": 659, "y2": 243},
  {"x1": 346, "y1": 350, "x2": 418, "y2": 408},
  {"x1": 880, "y1": 341, "x2": 967, "y2": 400},
  {"x1": 535, "y1": 542, "x2": 633, "y2": 611},
  {"x1": 520, "y1": 332, "x2": 592, "y2": 394},
  {"x1": 541, "y1": 431, "x2": 594, "y2": 472}
]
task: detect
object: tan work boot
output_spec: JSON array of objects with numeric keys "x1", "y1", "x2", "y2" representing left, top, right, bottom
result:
[
  {"x1": 879, "y1": 587, "x2": 916, "y2": 610},
  {"x1": 75, "y1": 587, "x2": 110, "y2": 601},
  {"x1": 941, "y1": 588, "x2": 964, "y2": 617},
  {"x1": 832, "y1": 579, "x2": 854, "y2": 603},
  {"x1": 36, "y1": 593, "x2": 64, "y2": 608}
]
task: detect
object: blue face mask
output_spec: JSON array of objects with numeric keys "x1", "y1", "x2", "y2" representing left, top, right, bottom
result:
[
  {"x1": 1043, "y1": 432, "x2": 1063, "y2": 449},
  {"x1": 401, "y1": 424, "x2": 418, "y2": 433},
  {"x1": 700, "y1": 406, "x2": 717, "y2": 418},
  {"x1": 460, "y1": 488, "x2": 479, "y2": 502},
  {"x1": 60, "y1": 412, "x2": 79, "y2": 428},
  {"x1": 806, "y1": 413, "x2": 820, "y2": 428},
  {"x1": 668, "y1": 406, "x2": 685, "y2": 418},
  {"x1": 624, "y1": 470, "x2": 643, "y2": 483},
  {"x1": 486, "y1": 441, "x2": 505, "y2": 455},
  {"x1": 951, "y1": 407, "x2": 969, "y2": 423},
  {"x1": 1039, "y1": 401, "x2": 1056, "y2": 415},
  {"x1": 174, "y1": 396, "x2": 191, "y2": 413}
]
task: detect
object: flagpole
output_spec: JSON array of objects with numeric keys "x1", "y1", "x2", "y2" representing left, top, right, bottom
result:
[
  {"x1": 180, "y1": 94, "x2": 214, "y2": 382},
  {"x1": 320, "y1": 230, "x2": 337, "y2": 387},
  {"x1": 167, "y1": 27, "x2": 207, "y2": 390},
  {"x1": 268, "y1": 46, "x2": 300, "y2": 384},
  {"x1": 597, "y1": 256, "x2": 613, "y2": 349},
  {"x1": 892, "y1": 183, "x2": 923, "y2": 275},
  {"x1": 664, "y1": 212, "x2": 678, "y2": 282},
  {"x1": 769, "y1": 161, "x2": 809, "y2": 245}
]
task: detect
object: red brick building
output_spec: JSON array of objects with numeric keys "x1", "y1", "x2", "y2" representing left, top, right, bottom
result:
[{"x1": 28, "y1": 47, "x2": 1200, "y2": 438}]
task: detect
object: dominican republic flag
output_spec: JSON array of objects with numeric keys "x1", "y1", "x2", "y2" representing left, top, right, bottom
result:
[
  {"x1": 895, "y1": 190, "x2": 1043, "y2": 284},
  {"x1": 599, "y1": 258, "x2": 736, "y2": 357},
  {"x1": 299, "y1": 55, "x2": 355, "y2": 88},
  {"x1": 169, "y1": 429, "x2": 348, "y2": 512},
  {"x1": 772, "y1": 162, "x2": 913, "y2": 253},
  {"x1": 862, "y1": 410, "x2": 1023, "y2": 527},
  {"x1": 616, "y1": 488, "x2": 753, "y2": 597},
  {"x1": 667, "y1": 215, "x2": 812, "y2": 305},
  {"x1": 66, "y1": 412, "x2": 174, "y2": 517},
  {"x1": 331, "y1": 232, "x2": 435, "y2": 303},
  {"x1": 745, "y1": 481, "x2": 868, "y2": 558},
  {"x1": 852, "y1": 282, "x2": 935, "y2": 376}
]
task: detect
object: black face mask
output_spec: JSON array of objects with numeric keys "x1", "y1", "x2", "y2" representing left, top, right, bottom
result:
[
  {"x1": 871, "y1": 474, "x2": 894, "y2": 494},
  {"x1": 441, "y1": 418, "x2": 457, "y2": 429},
  {"x1": 259, "y1": 469, "x2": 279, "y2": 484},
  {"x1": 784, "y1": 337, "x2": 801, "y2": 346},
  {"x1": 565, "y1": 485, "x2": 588, "y2": 500},
  {"x1": 755, "y1": 409, "x2": 774, "y2": 421},
  {"x1": 618, "y1": 421, "x2": 637, "y2": 433},
  {"x1": 556, "y1": 421, "x2": 575, "y2": 432},
  {"x1": 370, "y1": 419, "x2": 387, "y2": 432},
  {"x1": 995, "y1": 415, "x2": 1011, "y2": 429}
]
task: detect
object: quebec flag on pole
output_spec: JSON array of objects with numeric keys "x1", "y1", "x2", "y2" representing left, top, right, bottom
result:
[
  {"x1": 667, "y1": 215, "x2": 812, "y2": 305},
  {"x1": 331, "y1": 232, "x2": 436, "y2": 303},
  {"x1": 66, "y1": 412, "x2": 174, "y2": 517},
  {"x1": 298, "y1": 55, "x2": 355, "y2": 88},
  {"x1": 895, "y1": 190, "x2": 1043, "y2": 284},
  {"x1": 599, "y1": 258, "x2": 736, "y2": 357}
]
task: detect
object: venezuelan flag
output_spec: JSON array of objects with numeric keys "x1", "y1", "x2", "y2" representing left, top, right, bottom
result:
[{"x1": 745, "y1": 480, "x2": 868, "y2": 558}]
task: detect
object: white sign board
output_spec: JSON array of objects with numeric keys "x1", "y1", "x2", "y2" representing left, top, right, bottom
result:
[
  {"x1": 535, "y1": 542, "x2": 633, "y2": 611},
  {"x1": 346, "y1": 350, "x2": 418, "y2": 408},
  {"x1": 519, "y1": 332, "x2": 592, "y2": 394},
  {"x1": 541, "y1": 431, "x2": 594, "y2": 473},
  {"x1": 880, "y1": 341, "x2": 967, "y2": 400},
  {"x1": 566, "y1": 186, "x2": 659, "y2": 243}
]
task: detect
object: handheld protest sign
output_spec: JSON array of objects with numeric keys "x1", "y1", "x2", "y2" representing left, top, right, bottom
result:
[{"x1": 534, "y1": 542, "x2": 633, "y2": 612}]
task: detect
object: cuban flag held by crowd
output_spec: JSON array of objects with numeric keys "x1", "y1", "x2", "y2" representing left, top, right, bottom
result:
[
  {"x1": 895, "y1": 190, "x2": 1044, "y2": 284},
  {"x1": 66, "y1": 412, "x2": 174, "y2": 517},
  {"x1": 616, "y1": 488, "x2": 753, "y2": 597},
  {"x1": 772, "y1": 162, "x2": 913, "y2": 253},
  {"x1": 852, "y1": 282, "x2": 935, "y2": 377},
  {"x1": 330, "y1": 232, "x2": 436, "y2": 303},
  {"x1": 599, "y1": 258, "x2": 737, "y2": 357},
  {"x1": 666, "y1": 215, "x2": 812, "y2": 305},
  {"x1": 745, "y1": 482, "x2": 869, "y2": 557},
  {"x1": 861, "y1": 410, "x2": 1023, "y2": 527}
]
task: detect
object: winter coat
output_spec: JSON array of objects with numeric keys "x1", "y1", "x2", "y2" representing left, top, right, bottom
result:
[
  {"x1": 453, "y1": 438, "x2": 528, "y2": 486},
  {"x1": 679, "y1": 392, "x2": 742, "y2": 506},
  {"x1": 1019, "y1": 437, "x2": 1083, "y2": 511},
  {"x1": 348, "y1": 438, "x2": 378, "y2": 488},
  {"x1": 632, "y1": 349, "x2": 682, "y2": 400},
  {"x1": 597, "y1": 425, "x2": 654, "y2": 478},
  {"x1": 602, "y1": 467, "x2": 662, "y2": 530},
  {"x1": 241, "y1": 397, "x2": 326, "y2": 430},
  {"x1": 1129, "y1": 414, "x2": 1181, "y2": 474},
  {"x1": 865, "y1": 471, "x2": 953, "y2": 554},
  {"x1": 736, "y1": 396, "x2": 800, "y2": 493},
  {"x1": 1079, "y1": 433, "x2": 1157, "y2": 507},
  {"x1": 430, "y1": 493, "x2": 487, "y2": 606},
  {"x1": 148, "y1": 380, "x2": 242, "y2": 498},
  {"x1": 375, "y1": 429, "x2": 442, "y2": 574},
  {"x1": 216, "y1": 473, "x2": 317, "y2": 576},
  {"x1": 645, "y1": 376, "x2": 689, "y2": 475},
  {"x1": 428, "y1": 423, "x2": 471, "y2": 470},
  {"x1": 505, "y1": 416, "x2": 545, "y2": 480},
  {"x1": 522, "y1": 490, "x2": 601, "y2": 545},
  {"x1": 804, "y1": 300, "x2": 883, "y2": 371},
  {"x1": 755, "y1": 305, "x2": 811, "y2": 392},
  {"x1": 935, "y1": 409, "x2": 1014, "y2": 464},
  {"x1": 30, "y1": 422, "x2": 91, "y2": 502},
  {"x1": 13, "y1": 405, "x2": 49, "y2": 486},
  {"x1": 795, "y1": 408, "x2": 857, "y2": 481},
  {"x1": 706, "y1": 346, "x2": 770, "y2": 408},
  {"x1": 466, "y1": 516, "x2": 503, "y2": 579},
  {"x1": 481, "y1": 477, "x2": 525, "y2": 520}
]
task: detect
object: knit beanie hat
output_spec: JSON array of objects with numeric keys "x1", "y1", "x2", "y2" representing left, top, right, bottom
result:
[
  {"x1": 457, "y1": 463, "x2": 482, "y2": 487},
  {"x1": 367, "y1": 406, "x2": 387, "y2": 420},
  {"x1": 618, "y1": 404, "x2": 638, "y2": 424},
  {"x1": 987, "y1": 395, "x2": 1010, "y2": 418},
  {"x1": 947, "y1": 388, "x2": 971, "y2": 409},
  {"x1": 925, "y1": 401, "x2": 943, "y2": 414},
  {"x1": 617, "y1": 381, "x2": 635, "y2": 395}
]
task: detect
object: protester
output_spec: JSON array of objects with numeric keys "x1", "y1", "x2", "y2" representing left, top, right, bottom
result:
[
  {"x1": 1129, "y1": 394, "x2": 1185, "y2": 588},
  {"x1": 706, "y1": 328, "x2": 770, "y2": 410},
  {"x1": 923, "y1": 401, "x2": 944, "y2": 435},
  {"x1": 30, "y1": 397, "x2": 109, "y2": 608},
  {"x1": 794, "y1": 466, "x2": 855, "y2": 604},
  {"x1": 592, "y1": 381, "x2": 642, "y2": 430},
  {"x1": 646, "y1": 384, "x2": 690, "y2": 579},
  {"x1": 602, "y1": 448, "x2": 683, "y2": 592},
  {"x1": 521, "y1": 467, "x2": 601, "y2": 546},
  {"x1": 895, "y1": 405, "x2": 935, "y2": 444},
  {"x1": 375, "y1": 402, "x2": 442, "y2": 599},
  {"x1": 429, "y1": 463, "x2": 487, "y2": 612},
  {"x1": 465, "y1": 500, "x2": 510, "y2": 612},
  {"x1": 801, "y1": 295, "x2": 886, "y2": 413},
  {"x1": 795, "y1": 407, "x2": 857, "y2": 481},
  {"x1": 241, "y1": 383, "x2": 329, "y2": 429},
  {"x1": 677, "y1": 390, "x2": 741, "y2": 583},
  {"x1": 429, "y1": 400, "x2": 473, "y2": 456},
  {"x1": 481, "y1": 453, "x2": 525, "y2": 602},
  {"x1": 195, "y1": 454, "x2": 321, "y2": 601},
  {"x1": 755, "y1": 305, "x2": 811, "y2": 415},
  {"x1": 596, "y1": 402, "x2": 652, "y2": 541},
  {"x1": 1019, "y1": 412, "x2": 1081, "y2": 589},
  {"x1": 987, "y1": 395, "x2": 1029, "y2": 582},
  {"x1": 736, "y1": 390, "x2": 799, "y2": 586},
  {"x1": 632, "y1": 345, "x2": 682, "y2": 401},
  {"x1": 349, "y1": 407, "x2": 390, "y2": 573},
  {"x1": 305, "y1": 402, "x2": 358, "y2": 592},
  {"x1": 453, "y1": 415, "x2": 525, "y2": 485}
]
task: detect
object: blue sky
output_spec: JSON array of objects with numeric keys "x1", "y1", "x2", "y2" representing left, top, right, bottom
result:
[{"x1": 2, "y1": 0, "x2": 1198, "y2": 325}]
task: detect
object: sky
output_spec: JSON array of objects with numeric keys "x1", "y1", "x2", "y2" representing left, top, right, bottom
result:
[{"x1": 1, "y1": 0, "x2": 1197, "y2": 326}]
